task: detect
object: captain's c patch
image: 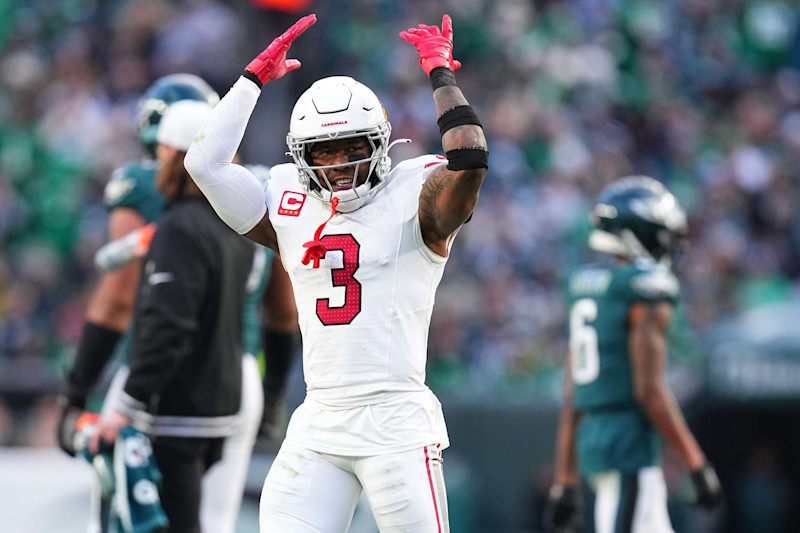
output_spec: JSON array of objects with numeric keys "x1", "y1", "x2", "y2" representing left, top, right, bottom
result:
[{"x1": 278, "y1": 191, "x2": 306, "y2": 216}]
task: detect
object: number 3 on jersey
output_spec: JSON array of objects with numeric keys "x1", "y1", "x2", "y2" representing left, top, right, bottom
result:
[
  {"x1": 569, "y1": 298, "x2": 600, "y2": 384},
  {"x1": 316, "y1": 234, "x2": 362, "y2": 326}
]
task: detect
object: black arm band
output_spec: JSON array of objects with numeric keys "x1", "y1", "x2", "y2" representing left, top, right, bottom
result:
[
  {"x1": 242, "y1": 70, "x2": 263, "y2": 89},
  {"x1": 430, "y1": 67, "x2": 457, "y2": 90},
  {"x1": 437, "y1": 105, "x2": 483, "y2": 137},
  {"x1": 446, "y1": 147, "x2": 489, "y2": 171},
  {"x1": 64, "y1": 321, "x2": 123, "y2": 408},
  {"x1": 262, "y1": 328, "x2": 298, "y2": 396}
]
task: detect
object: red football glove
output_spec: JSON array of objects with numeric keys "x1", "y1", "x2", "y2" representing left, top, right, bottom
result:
[
  {"x1": 399, "y1": 14, "x2": 462, "y2": 76},
  {"x1": 246, "y1": 14, "x2": 317, "y2": 85}
]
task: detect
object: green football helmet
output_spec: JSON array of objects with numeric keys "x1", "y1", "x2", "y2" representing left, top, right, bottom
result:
[
  {"x1": 589, "y1": 176, "x2": 687, "y2": 263},
  {"x1": 136, "y1": 73, "x2": 219, "y2": 154}
]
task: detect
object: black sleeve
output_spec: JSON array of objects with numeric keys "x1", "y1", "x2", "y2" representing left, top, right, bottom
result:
[
  {"x1": 122, "y1": 220, "x2": 209, "y2": 410},
  {"x1": 63, "y1": 322, "x2": 122, "y2": 408},
  {"x1": 262, "y1": 328, "x2": 299, "y2": 398}
]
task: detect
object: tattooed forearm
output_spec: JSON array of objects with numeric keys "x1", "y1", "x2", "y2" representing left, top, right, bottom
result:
[{"x1": 419, "y1": 165, "x2": 482, "y2": 244}]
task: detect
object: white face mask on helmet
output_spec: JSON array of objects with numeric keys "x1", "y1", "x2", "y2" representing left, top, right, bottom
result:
[{"x1": 287, "y1": 76, "x2": 401, "y2": 213}]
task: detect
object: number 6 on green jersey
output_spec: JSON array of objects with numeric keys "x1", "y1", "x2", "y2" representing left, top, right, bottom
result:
[{"x1": 569, "y1": 298, "x2": 600, "y2": 384}]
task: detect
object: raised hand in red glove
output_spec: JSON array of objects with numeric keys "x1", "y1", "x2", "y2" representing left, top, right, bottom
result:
[
  {"x1": 399, "y1": 14, "x2": 461, "y2": 76},
  {"x1": 246, "y1": 14, "x2": 317, "y2": 86}
]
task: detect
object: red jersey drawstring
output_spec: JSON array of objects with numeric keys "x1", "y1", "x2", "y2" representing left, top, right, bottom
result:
[{"x1": 302, "y1": 197, "x2": 339, "y2": 268}]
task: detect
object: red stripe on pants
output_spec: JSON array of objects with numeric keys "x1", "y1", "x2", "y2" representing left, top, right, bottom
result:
[{"x1": 424, "y1": 446, "x2": 442, "y2": 533}]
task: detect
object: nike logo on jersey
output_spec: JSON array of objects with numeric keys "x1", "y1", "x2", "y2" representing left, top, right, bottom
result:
[{"x1": 148, "y1": 272, "x2": 174, "y2": 285}]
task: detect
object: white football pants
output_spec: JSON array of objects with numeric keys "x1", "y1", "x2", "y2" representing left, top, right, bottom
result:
[
  {"x1": 90, "y1": 355, "x2": 263, "y2": 533},
  {"x1": 591, "y1": 466, "x2": 674, "y2": 533},
  {"x1": 260, "y1": 443, "x2": 449, "y2": 533},
  {"x1": 200, "y1": 354, "x2": 263, "y2": 533}
]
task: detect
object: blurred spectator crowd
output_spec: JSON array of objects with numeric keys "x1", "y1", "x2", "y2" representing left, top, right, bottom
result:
[{"x1": 2, "y1": 0, "x2": 800, "y2": 440}]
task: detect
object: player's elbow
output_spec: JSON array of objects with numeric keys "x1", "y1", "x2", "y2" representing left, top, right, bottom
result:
[
  {"x1": 465, "y1": 185, "x2": 481, "y2": 211},
  {"x1": 265, "y1": 305, "x2": 299, "y2": 332},
  {"x1": 634, "y1": 381, "x2": 666, "y2": 411},
  {"x1": 183, "y1": 142, "x2": 206, "y2": 182},
  {"x1": 88, "y1": 294, "x2": 135, "y2": 330},
  {"x1": 451, "y1": 175, "x2": 482, "y2": 223},
  {"x1": 456, "y1": 168, "x2": 486, "y2": 189}
]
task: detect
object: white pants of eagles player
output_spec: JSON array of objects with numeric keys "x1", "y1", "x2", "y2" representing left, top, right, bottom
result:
[
  {"x1": 591, "y1": 466, "x2": 674, "y2": 533},
  {"x1": 260, "y1": 443, "x2": 449, "y2": 532},
  {"x1": 88, "y1": 354, "x2": 263, "y2": 533},
  {"x1": 200, "y1": 354, "x2": 263, "y2": 533}
]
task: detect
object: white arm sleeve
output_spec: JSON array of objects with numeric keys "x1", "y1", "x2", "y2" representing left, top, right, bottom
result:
[{"x1": 184, "y1": 77, "x2": 268, "y2": 234}]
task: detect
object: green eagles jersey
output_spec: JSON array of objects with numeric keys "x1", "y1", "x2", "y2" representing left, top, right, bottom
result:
[
  {"x1": 568, "y1": 259, "x2": 680, "y2": 474},
  {"x1": 243, "y1": 245, "x2": 274, "y2": 356},
  {"x1": 94, "y1": 160, "x2": 163, "y2": 376},
  {"x1": 242, "y1": 165, "x2": 273, "y2": 357},
  {"x1": 103, "y1": 160, "x2": 164, "y2": 223},
  {"x1": 569, "y1": 259, "x2": 680, "y2": 411}
]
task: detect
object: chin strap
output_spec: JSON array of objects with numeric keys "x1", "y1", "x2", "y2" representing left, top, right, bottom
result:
[{"x1": 302, "y1": 197, "x2": 339, "y2": 268}]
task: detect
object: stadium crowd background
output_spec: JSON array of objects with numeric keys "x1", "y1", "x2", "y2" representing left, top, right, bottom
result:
[{"x1": 1, "y1": 0, "x2": 800, "y2": 531}]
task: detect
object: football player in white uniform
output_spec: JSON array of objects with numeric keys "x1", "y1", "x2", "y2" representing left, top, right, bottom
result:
[{"x1": 185, "y1": 13, "x2": 488, "y2": 533}]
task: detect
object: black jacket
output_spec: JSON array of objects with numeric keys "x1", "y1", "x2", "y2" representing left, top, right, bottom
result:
[{"x1": 120, "y1": 196, "x2": 254, "y2": 437}]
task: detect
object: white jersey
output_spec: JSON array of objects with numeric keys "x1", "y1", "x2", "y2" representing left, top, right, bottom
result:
[{"x1": 265, "y1": 155, "x2": 451, "y2": 455}]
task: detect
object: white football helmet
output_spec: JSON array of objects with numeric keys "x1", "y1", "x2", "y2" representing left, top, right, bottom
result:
[{"x1": 287, "y1": 76, "x2": 403, "y2": 212}]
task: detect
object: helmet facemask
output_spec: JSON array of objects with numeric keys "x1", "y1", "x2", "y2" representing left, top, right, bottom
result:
[{"x1": 288, "y1": 123, "x2": 392, "y2": 213}]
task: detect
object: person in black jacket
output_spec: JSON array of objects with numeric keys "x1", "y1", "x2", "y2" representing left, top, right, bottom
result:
[{"x1": 90, "y1": 99, "x2": 255, "y2": 533}]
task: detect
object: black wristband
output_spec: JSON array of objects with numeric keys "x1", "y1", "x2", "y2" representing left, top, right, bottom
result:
[
  {"x1": 430, "y1": 67, "x2": 457, "y2": 91},
  {"x1": 262, "y1": 329, "x2": 298, "y2": 396},
  {"x1": 64, "y1": 321, "x2": 123, "y2": 408},
  {"x1": 446, "y1": 147, "x2": 489, "y2": 171},
  {"x1": 437, "y1": 105, "x2": 483, "y2": 137},
  {"x1": 243, "y1": 70, "x2": 263, "y2": 89}
]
